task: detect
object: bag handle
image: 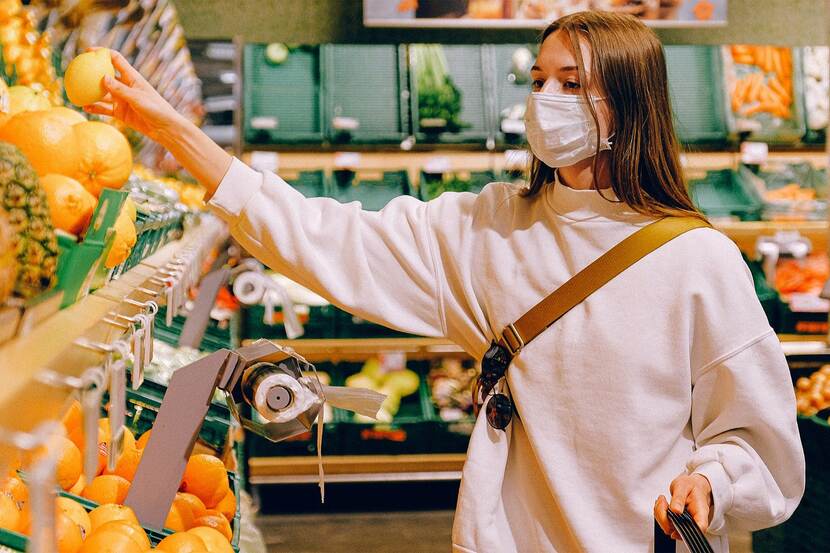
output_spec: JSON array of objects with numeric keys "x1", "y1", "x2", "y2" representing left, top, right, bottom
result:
[{"x1": 497, "y1": 217, "x2": 710, "y2": 355}]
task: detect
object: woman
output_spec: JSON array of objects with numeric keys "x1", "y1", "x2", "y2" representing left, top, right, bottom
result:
[{"x1": 90, "y1": 10, "x2": 804, "y2": 552}]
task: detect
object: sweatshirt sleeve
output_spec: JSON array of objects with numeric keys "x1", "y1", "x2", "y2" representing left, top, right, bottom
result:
[
  {"x1": 208, "y1": 157, "x2": 449, "y2": 338},
  {"x1": 682, "y1": 233, "x2": 806, "y2": 534}
]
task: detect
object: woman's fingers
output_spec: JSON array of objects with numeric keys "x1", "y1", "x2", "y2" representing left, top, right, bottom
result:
[
  {"x1": 103, "y1": 75, "x2": 142, "y2": 104},
  {"x1": 653, "y1": 495, "x2": 676, "y2": 538},
  {"x1": 668, "y1": 477, "x2": 692, "y2": 514},
  {"x1": 688, "y1": 487, "x2": 711, "y2": 533},
  {"x1": 84, "y1": 102, "x2": 114, "y2": 117},
  {"x1": 110, "y1": 49, "x2": 146, "y2": 88}
]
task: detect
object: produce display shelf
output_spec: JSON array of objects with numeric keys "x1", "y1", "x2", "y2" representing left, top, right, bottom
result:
[
  {"x1": 713, "y1": 220, "x2": 829, "y2": 256},
  {"x1": 247, "y1": 453, "x2": 466, "y2": 485}
]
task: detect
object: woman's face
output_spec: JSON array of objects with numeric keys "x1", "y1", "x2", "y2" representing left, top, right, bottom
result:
[{"x1": 530, "y1": 30, "x2": 612, "y2": 138}]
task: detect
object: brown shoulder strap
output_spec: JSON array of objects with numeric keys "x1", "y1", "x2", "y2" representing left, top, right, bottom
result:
[{"x1": 498, "y1": 217, "x2": 710, "y2": 355}]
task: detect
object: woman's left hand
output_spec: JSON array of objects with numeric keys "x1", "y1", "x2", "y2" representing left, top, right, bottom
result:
[{"x1": 654, "y1": 473, "x2": 713, "y2": 540}]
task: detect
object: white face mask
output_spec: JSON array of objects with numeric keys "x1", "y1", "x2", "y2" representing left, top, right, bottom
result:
[{"x1": 524, "y1": 92, "x2": 613, "y2": 168}]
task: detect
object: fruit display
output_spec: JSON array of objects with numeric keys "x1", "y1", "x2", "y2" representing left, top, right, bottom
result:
[
  {"x1": 345, "y1": 358, "x2": 420, "y2": 423},
  {"x1": 795, "y1": 366, "x2": 830, "y2": 416},
  {"x1": 0, "y1": 141, "x2": 58, "y2": 298},
  {"x1": 0, "y1": 0, "x2": 63, "y2": 105},
  {"x1": 428, "y1": 358, "x2": 478, "y2": 421},
  {"x1": 40, "y1": 174, "x2": 96, "y2": 236}
]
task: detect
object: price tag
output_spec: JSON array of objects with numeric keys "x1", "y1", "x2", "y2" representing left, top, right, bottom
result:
[
  {"x1": 740, "y1": 141, "x2": 769, "y2": 165},
  {"x1": 424, "y1": 156, "x2": 452, "y2": 174},
  {"x1": 334, "y1": 152, "x2": 362, "y2": 169},
  {"x1": 107, "y1": 360, "x2": 127, "y2": 473},
  {"x1": 250, "y1": 116, "x2": 279, "y2": 130},
  {"x1": 131, "y1": 322, "x2": 145, "y2": 389},
  {"x1": 81, "y1": 378, "x2": 103, "y2": 483},
  {"x1": 250, "y1": 151, "x2": 280, "y2": 172}
]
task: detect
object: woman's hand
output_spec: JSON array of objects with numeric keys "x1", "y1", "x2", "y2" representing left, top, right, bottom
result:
[
  {"x1": 84, "y1": 49, "x2": 187, "y2": 145},
  {"x1": 85, "y1": 49, "x2": 231, "y2": 194},
  {"x1": 654, "y1": 473, "x2": 713, "y2": 540}
]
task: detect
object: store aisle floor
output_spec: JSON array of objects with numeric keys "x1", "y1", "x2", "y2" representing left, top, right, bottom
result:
[
  {"x1": 259, "y1": 511, "x2": 453, "y2": 553},
  {"x1": 258, "y1": 511, "x2": 752, "y2": 553}
]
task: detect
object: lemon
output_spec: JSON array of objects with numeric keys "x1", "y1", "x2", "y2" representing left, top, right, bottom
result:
[{"x1": 64, "y1": 48, "x2": 115, "y2": 107}]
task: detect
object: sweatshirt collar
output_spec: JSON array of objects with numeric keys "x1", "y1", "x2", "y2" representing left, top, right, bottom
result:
[{"x1": 545, "y1": 172, "x2": 641, "y2": 221}]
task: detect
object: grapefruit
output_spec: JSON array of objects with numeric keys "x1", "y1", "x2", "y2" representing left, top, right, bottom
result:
[
  {"x1": 72, "y1": 121, "x2": 132, "y2": 196},
  {"x1": 41, "y1": 174, "x2": 97, "y2": 235},
  {"x1": 64, "y1": 49, "x2": 115, "y2": 107},
  {"x1": 0, "y1": 109, "x2": 80, "y2": 176}
]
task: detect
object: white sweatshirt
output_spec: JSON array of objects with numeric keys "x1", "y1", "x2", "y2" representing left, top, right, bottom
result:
[{"x1": 209, "y1": 158, "x2": 805, "y2": 553}]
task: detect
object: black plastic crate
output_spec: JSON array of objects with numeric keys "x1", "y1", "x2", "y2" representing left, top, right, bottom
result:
[
  {"x1": 155, "y1": 306, "x2": 240, "y2": 352},
  {"x1": 334, "y1": 361, "x2": 434, "y2": 455},
  {"x1": 335, "y1": 307, "x2": 414, "y2": 339},
  {"x1": 753, "y1": 415, "x2": 830, "y2": 552}
]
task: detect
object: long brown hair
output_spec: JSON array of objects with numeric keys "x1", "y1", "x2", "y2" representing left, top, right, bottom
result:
[{"x1": 524, "y1": 11, "x2": 705, "y2": 221}]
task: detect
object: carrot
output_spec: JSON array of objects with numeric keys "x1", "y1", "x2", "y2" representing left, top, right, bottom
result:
[
  {"x1": 768, "y1": 76, "x2": 792, "y2": 105},
  {"x1": 744, "y1": 102, "x2": 772, "y2": 117},
  {"x1": 734, "y1": 54, "x2": 754, "y2": 65},
  {"x1": 747, "y1": 72, "x2": 763, "y2": 103},
  {"x1": 759, "y1": 84, "x2": 776, "y2": 105},
  {"x1": 731, "y1": 76, "x2": 749, "y2": 111},
  {"x1": 780, "y1": 48, "x2": 792, "y2": 77}
]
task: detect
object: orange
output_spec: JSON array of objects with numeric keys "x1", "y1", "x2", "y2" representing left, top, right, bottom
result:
[
  {"x1": 88, "y1": 503, "x2": 139, "y2": 532},
  {"x1": 156, "y1": 531, "x2": 206, "y2": 553},
  {"x1": 95, "y1": 520, "x2": 151, "y2": 550},
  {"x1": 69, "y1": 474, "x2": 86, "y2": 496},
  {"x1": 104, "y1": 444, "x2": 142, "y2": 482},
  {"x1": 0, "y1": 494, "x2": 20, "y2": 532},
  {"x1": 41, "y1": 174, "x2": 97, "y2": 235},
  {"x1": 72, "y1": 121, "x2": 133, "y2": 196},
  {"x1": 191, "y1": 511, "x2": 232, "y2": 542},
  {"x1": 135, "y1": 430, "x2": 152, "y2": 450},
  {"x1": 179, "y1": 455, "x2": 229, "y2": 509},
  {"x1": 97, "y1": 421, "x2": 136, "y2": 476},
  {"x1": 50, "y1": 106, "x2": 87, "y2": 126},
  {"x1": 214, "y1": 490, "x2": 235, "y2": 522},
  {"x1": 51, "y1": 435, "x2": 82, "y2": 491},
  {"x1": 16, "y1": 505, "x2": 30, "y2": 535},
  {"x1": 82, "y1": 474, "x2": 131, "y2": 505},
  {"x1": 175, "y1": 493, "x2": 207, "y2": 520},
  {"x1": 57, "y1": 497, "x2": 92, "y2": 539},
  {"x1": 0, "y1": 109, "x2": 80, "y2": 176},
  {"x1": 1, "y1": 476, "x2": 28, "y2": 510},
  {"x1": 186, "y1": 527, "x2": 233, "y2": 553},
  {"x1": 165, "y1": 499, "x2": 195, "y2": 532},
  {"x1": 78, "y1": 529, "x2": 143, "y2": 553},
  {"x1": 104, "y1": 209, "x2": 137, "y2": 268},
  {"x1": 62, "y1": 400, "x2": 85, "y2": 451},
  {"x1": 56, "y1": 511, "x2": 84, "y2": 553}
]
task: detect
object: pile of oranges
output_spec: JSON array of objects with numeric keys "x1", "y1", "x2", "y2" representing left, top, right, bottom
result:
[{"x1": 0, "y1": 400, "x2": 236, "y2": 552}]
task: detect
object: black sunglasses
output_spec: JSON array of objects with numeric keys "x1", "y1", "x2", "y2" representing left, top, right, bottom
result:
[{"x1": 473, "y1": 341, "x2": 514, "y2": 430}]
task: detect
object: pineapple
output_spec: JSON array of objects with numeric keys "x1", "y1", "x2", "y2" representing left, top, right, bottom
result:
[
  {"x1": 0, "y1": 208, "x2": 17, "y2": 303},
  {"x1": 0, "y1": 141, "x2": 57, "y2": 298}
]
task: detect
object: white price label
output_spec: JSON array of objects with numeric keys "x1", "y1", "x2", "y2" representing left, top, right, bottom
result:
[
  {"x1": 740, "y1": 142, "x2": 769, "y2": 165},
  {"x1": 423, "y1": 156, "x2": 452, "y2": 174},
  {"x1": 250, "y1": 151, "x2": 280, "y2": 172},
  {"x1": 334, "y1": 152, "x2": 362, "y2": 169}
]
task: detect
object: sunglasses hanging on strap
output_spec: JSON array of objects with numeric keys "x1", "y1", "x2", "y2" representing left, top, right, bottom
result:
[{"x1": 473, "y1": 216, "x2": 711, "y2": 430}]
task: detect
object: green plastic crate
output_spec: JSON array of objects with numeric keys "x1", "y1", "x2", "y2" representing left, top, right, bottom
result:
[
  {"x1": 155, "y1": 306, "x2": 240, "y2": 352},
  {"x1": 334, "y1": 362, "x2": 434, "y2": 455},
  {"x1": 419, "y1": 169, "x2": 504, "y2": 201},
  {"x1": 281, "y1": 169, "x2": 328, "y2": 199},
  {"x1": 411, "y1": 44, "x2": 493, "y2": 145},
  {"x1": 688, "y1": 169, "x2": 763, "y2": 221},
  {"x1": 664, "y1": 45, "x2": 728, "y2": 145},
  {"x1": 244, "y1": 45, "x2": 323, "y2": 145},
  {"x1": 330, "y1": 169, "x2": 412, "y2": 211},
  {"x1": 241, "y1": 304, "x2": 337, "y2": 340},
  {"x1": 722, "y1": 46, "x2": 807, "y2": 145},
  {"x1": 322, "y1": 45, "x2": 410, "y2": 144},
  {"x1": 490, "y1": 44, "x2": 534, "y2": 144},
  {"x1": 753, "y1": 415, "x2": 830, "y2": 552},
  {"x1": 117, "y1": 374, "x2": 233, "y2": 453}
]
